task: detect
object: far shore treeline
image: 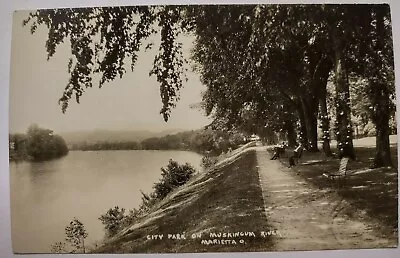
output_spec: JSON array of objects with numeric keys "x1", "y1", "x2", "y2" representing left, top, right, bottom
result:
[
  {"x1": 9, "y1": 124, "x2": 69, "y2": 161},
  {"x1": 68, "y1": 128, "x2": 249, "y2": 155},
  {"x1": 9, "y1": 125, "x2": 250, "y2": 161}
]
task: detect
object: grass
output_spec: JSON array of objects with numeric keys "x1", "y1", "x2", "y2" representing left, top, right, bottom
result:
[
  {"x1": 275, "y1": 138, "x2": 398, "y2": 238},
  {"x1": 93, "y1": 148, "x2": 273, "y2": 253}
]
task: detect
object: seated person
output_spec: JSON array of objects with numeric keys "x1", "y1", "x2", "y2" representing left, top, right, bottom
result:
[
  {"x1": 288, "y1": 144, "x2": 303, "y2": 166},
  {"x1": 271, "y1": 142, "x2": 286, "y2": 160},
  {"x1": 293, "y1": 144, "x2": 303, "y2": 159}
]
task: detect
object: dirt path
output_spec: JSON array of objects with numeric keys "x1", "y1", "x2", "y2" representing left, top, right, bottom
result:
[{"x1": 255, "y1": 146, "x2": 397, "y2": 251}]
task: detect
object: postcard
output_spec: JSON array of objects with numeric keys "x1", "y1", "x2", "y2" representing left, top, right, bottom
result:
[{"x1": 8, "y1": 3, "x2": 398, "y2": 254}]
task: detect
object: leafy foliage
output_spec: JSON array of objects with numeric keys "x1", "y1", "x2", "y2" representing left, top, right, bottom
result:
[
  {"x1": 200, "y1": 155, "x2": 218, "y2": 169},
  {"x1": 51, "y1": 218, "x2": 88, "y2": 253},
  {"x1": 50, "y1": 241, "x2": 67, "y2": 253},
  {"x1": 23, "y1": 6, "x2": 189, "y2": 121},
  {"x1": 65, "y1": 218, "x2": 88, "y2": 253},
  {"x1": 189, "y1": 4, "x2": 395, "y2": 162},
  {"x1": 153, "y1": 159, "x2": 196, "y2": 199},
  {"x1": 25, "y1": 4, "x2": 396, "y2": 166},
  {"x1": 69, "y1": 128, "x2": 248, "y2": 155},
  {"x1": 98, "y1": 206, "x2": 133, "y2": 237},
  {"x1": 9, "y1": 124, "x2": 69, "y2": 161},
  {"x1": 97, "y1": 159, "x2": 197, "y2": 238}
]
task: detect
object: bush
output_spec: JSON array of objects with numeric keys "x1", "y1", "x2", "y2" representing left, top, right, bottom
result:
[
  {"x1": 65, "y1": 218, "x2": 88, "y2": 253},
  {"x1": 51, "y1": 242, "x2": 67, "y2": 253},
  {"x1": 153, "y1": 159, "x2": 196, "y2": 199},
  {"x1": 9, "y1": 124, "x2": 69, "y2": 161},
  {"x1": 138, "y1": 191, "x2": 158, "y2": 211},
  {"x1": 51, "y1": 218, "x2": 88, "y2": 254},
  {"x1": 98, "y1": 206, "x2": 127, "y2": 237},
  {"x1": 26, "y1": 124, "x2": 69, "y2": 160},
  {"x1": 98, "y1": 160, "x2": 196, "y2": 239},
  {"x1": 200, "y1": 155, "x2": 218, "y2": 169},
  {"x1": 98, "y1": 206, "x2": 144, "y2": 239}
]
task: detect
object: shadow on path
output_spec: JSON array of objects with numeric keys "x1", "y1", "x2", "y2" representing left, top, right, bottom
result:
[{"x1": 255, "y1": 144, "x2": 397, "y2": 251}]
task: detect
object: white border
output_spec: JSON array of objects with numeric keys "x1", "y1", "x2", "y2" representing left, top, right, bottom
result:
[{"x1": 1, "y1": 1, "x2": 399, "y2": 258}]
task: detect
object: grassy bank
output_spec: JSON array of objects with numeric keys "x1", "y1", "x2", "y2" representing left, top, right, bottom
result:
[
  {"x1": 93, "y1": 147, "x2": 273, "y2": 253},
  {"x1": 273, "y1": 140, "x2": 398, "y2": 238}
]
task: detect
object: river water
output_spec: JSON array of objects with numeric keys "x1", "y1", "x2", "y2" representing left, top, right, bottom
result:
[{"x1": 10, "y1": 150, "x2": 203, "y2": 253}]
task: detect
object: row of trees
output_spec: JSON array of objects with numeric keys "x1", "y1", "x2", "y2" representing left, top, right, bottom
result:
[
  {"x1": 25, "y1": 4, "x2": 396, "y2": 167},
  {"x1": 190, "y1": 5, "x2": 395, "y2": 167},
  {"x1": 141, "y1": 128, "x2": 247, "y2": 154},
  {"x1": 9, "y1": 124, "x2": 69, "y2": 161},
  {"x1": 70, "y1": 141, "x2": 140, "y2": 151},
  {"x1": 70, "y1": 128, "x2": 248, "y2": 155}
]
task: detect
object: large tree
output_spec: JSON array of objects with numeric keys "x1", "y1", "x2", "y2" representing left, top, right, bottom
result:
[
  {"x1": 191, "y1": 5, "x2": 333, "y2": 152},
  {"x1": 25, "y1": 4, "x2": 395, "y2": 166},
  {"x1": 347, "y1": 4, "x2": 395, "y2": 167},
  {"x1": 24, "y1": 6, "x2": 190, "y2": 122}
]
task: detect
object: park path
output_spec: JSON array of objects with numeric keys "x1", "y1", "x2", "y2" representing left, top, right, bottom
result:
[{"x1": 255, "y1": 145, "x2": 396, "y2": 251}]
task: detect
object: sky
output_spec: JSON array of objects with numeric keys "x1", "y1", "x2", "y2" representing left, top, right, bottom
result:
[{"x1": 9, "y1": 10, "x2": 212, "y2": 134}]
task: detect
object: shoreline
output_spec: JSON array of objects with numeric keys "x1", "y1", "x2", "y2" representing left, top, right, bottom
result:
[{"x1": 93, "y1": 143, "x2": 274, "y2": 253}]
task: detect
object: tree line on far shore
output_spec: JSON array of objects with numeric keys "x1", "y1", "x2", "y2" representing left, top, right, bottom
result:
[
  {"x1": 69, "y1": 128, "x2": 248, "y2": 155},
  {"x1": 9, "y1": 124, "x2": 69, "y2": 161},
  {"x1": 8, "y1": 124, "x2": 248, "y2": 160}
]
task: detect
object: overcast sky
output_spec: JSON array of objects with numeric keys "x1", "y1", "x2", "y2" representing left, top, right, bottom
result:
[{"x1": 9, "y1": 10, "x2": 212, "y2": 134}]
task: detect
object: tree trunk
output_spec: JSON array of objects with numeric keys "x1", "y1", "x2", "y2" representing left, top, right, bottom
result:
[
  {"x1": 331, "y1": 23, "x2": 355, "y2": 159},
  {"x1": 285, "y1": 120, "x2": 297, "y2": 147},
  {"x1": 333, "y1": 46, "x2": 355, "y2": 159},
  {"x1": 319, "y1": 98, "x2": 332, "y2": 156},
  {"x1": 370, "y1": 7, "x2": 393, "y2": 168},
  {"x1": 372, "y1": 83, "x2": 392, "y2": 167},
  {"x1": 297, "y1": 101, "x2": 309, "y2": 150},
  {"x1": 318, "y1": 77, "x2": 332, "y2": 157},
  {"x1": 301, "y1": 97, "x2": 319, "y2": 152},
  {"x1": 355, "y1": 125, "x2": 359, "y2": 139}
]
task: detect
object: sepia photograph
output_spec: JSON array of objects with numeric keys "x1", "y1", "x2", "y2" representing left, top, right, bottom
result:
[{"x1": 8, "y1": 3, "x2": 398, "y2": 254}]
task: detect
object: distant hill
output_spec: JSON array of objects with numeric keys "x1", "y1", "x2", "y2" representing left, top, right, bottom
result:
[{"x1": 59, "y1": 129, "x2": 183, "y2": 146}]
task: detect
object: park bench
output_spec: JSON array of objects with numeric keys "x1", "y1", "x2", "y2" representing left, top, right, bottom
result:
[
  {"x1": 270, "y1": 144, "x2": 286, "y2": 160},
  {"x1": 322, "y1": 157, "x2": 349, "y2": 180}
]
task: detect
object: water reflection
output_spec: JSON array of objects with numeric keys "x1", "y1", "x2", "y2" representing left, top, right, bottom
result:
[{"x1": 10, "y1": 150, "x2": 202, "y2": 253}]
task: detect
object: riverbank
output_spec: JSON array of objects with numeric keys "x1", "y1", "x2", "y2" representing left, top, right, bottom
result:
[
  {"x1": 92, "y1": 138, "x2": 398, "y2": 253},
  {"x1": 11, "y1": 150, "x2": 204, "y2": 253},
  {"x1": 93, "y1": 144, "x2": 274, "y2": 253}
]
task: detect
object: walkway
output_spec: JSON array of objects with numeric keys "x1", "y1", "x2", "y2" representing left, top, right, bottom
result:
[{"x1": 255, "y1": 146, "x2": 396, "y2": 251}]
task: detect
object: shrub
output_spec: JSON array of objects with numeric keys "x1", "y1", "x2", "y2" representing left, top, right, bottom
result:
[
  {"x1": 65, "y1": 218, "x2": 88, "y2": 253},
  {"x1": 98, "y1": 206, "x2": 127, "y2": 237},
  {"x1": 153, "y1": 159, "x2": 196, "y2": 199},
  {"x1": 138, "y1": 191, "x2": 159, "y2": 212},
  {"x1": 50, "y1": 242, "x2": 67, "y2": 253},
  {"x1": 98, "y1": 160, "x2": 196, "y2": 239},
  {"x1": 51, "y1": 218, "x2": 88, "y2": 254},
  {"x1": 200, "y1": 155, "x2": 218, "y2": 169}
]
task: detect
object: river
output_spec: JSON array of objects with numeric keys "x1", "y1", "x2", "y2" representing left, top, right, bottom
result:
[{"x1": 10, "y1": 150, "x2": 203, "y2": 253}]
